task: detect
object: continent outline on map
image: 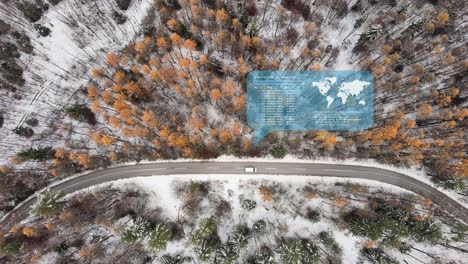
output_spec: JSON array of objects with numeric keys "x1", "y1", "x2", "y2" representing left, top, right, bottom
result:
[{"x1": 312, "y1": 78, "x2": 371, "y2": 109}]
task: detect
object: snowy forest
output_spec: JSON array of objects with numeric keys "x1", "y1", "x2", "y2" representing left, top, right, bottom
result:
[
  {"x1": 3, "y1": 176, "x2": 468, "y2": 263},
  {"x1": 0, "y1": 0, "x2": 467, "y2": 262}
]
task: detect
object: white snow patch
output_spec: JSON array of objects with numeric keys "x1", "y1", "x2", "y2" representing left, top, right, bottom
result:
[
  {"x1": 37, "y1": 252, "x2": 59, "y2": 264},
  {"x1": 334, "y1": 231, "x2": 362, "y2": 263},
  {"x1": 112, "y1": 176, "x2": 182, "y2": 219},
  {"x1": 206, "y1": 104, "x2": 224, "y2": 123}
]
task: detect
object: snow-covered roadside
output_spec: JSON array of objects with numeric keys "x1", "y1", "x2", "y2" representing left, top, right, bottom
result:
[
  {"x1": 66, "y1": 174, "x2": 413, "y2": 264},
  {"x1": 2, "y1": 155, "x2": 465, "y2": 225},
  {"x1": 72, "y1": 174, "x2": 413, "y2": 196},
  {"x1": 59, "y1": 174, "x2": 464, "y2": 264},
  {"x1": 65, "y1": 174, "x2": 414, "y2": 216},
  {"x1": 117, "y1": 155, "x2": 467, "y2": 207},
  {"x1": 225, "y1": 155, "x2": 468, "y2": 206}
]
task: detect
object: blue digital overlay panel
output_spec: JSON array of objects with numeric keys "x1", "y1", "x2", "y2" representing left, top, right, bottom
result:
[{"x1": 247, "y1": 71, "x2": 374, "y2": 144}]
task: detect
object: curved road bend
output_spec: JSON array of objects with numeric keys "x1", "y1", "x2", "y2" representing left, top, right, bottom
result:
[{"x1": 1, "y1": 162, "x2": 467, "y2": 228}]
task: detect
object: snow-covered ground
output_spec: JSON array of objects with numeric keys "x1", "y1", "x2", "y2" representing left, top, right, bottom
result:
[
  {"x1": 4, "y1": 156, "x2": 465, "y2": 227},
  {"x1": 55, "y1": 174, "x2": 465, "y2": 264},
  {"x1": 69, "y1": 173, "x2": 413, "y2": 219},
  {"x1": 0, "y1": 0, "x2": 152, "y2": 163},
  {"x1": 217, "y1": 155, "x2": 468, "y2": 206},
  {"x1": 90, "y1": 155, "x2": 468, "y2": 206},
  {"x1": 80, "y1": 175, "x2": 409, "y2": 263}
]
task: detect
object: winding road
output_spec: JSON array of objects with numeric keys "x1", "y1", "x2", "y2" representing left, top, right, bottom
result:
[{"x1": 1, "y1": 161, "x2": 467, "y2": 228}]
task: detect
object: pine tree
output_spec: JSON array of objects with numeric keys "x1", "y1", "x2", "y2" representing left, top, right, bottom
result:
[
  {"x1": 248, "y1": 248, "x2": 276, "y2": 264},
  {"x1": 410, "y1": 220, "x2": 442, "y2": 243},
  {"x1": 193, "y1": 217, "x2": 219, "y2": 261},
  {"x1": 277, "y1": 239, "x2": 321, "y2": 264},
  {"x1": 17, "y1": 147, "x2": 55, "y2": 161},
  {"x1": 30, "y1": 190, "x2": 65, "y2": 218},
  {"x1": 435, "y1": 178, "x2": 464, "y2": 191},
  {"x1": 361, "y1": 247, "x2": 398, "y2": 264},
  {"x1": 214, "y1": 242, "x2": 239, "y2": 264},
  {"x1": 1, "y1": 240, "x2": 21, "y2": 256},
  {"x1": 148, "y1": 223, "x2": 172, "y2": 250},
  {"x1": 228, "y1": 227, "x2": 251, "y2": 249},
  {"x1": 195, "y1": 239, "x2": 213, "y2": 262},
  {"x1": 319, "y1": 231, "x2": 337, "y2": 249},
  {"x1": 270, "y1": 144, "x2": 287, "y2": 158},
  {"x1": 161, "y1": 254, "x2": 189, "y2": 264},
  {"x1": 65, "y1": 104, "x2": 97, "y2": 125},
  {"x1": 121, "y1": 217, "x2": 152, "y2": 243},
  {"x1": 192, "y1": 217, "x2": 218, "y2": 245}
]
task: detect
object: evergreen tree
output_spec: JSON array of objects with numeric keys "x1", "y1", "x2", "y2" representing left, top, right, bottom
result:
[
  {"x1": 121, "y1": 217, "x2": 152, "y2": 243},
  {"x1": 214, "y1": 242, "x2": 239, "y2": 264},
  {"x1": 435, "y1": 178, "x2": 465, "y2": 191},
  {"x1": 451, "y1": 223, "x2": 467, "y2": 242},
  {"x1": 65, "y1": 104, "x2": 97, "y2": 125},
  {"x1": 228, "y1": 227, "x2": 250, "y2": 249},
  {"x1": 17, "y1": 147, "x2": 54, "y2": 161},
  {"x1": 121, "y1": 230, "x2": 139, "y2": 244},
  {"x1": 345, "y1": 198, "x2": 443, "y2": 247},
  {"x1": 161, "y1": 255, "x2": 189, "y2": 264},
  {"x1": 361, "y1": 248, "x2": 398, "y2": 264},
  {"x1": 270, "y1": 144, "x2": 287, "y2": 159},
  {"x1": 398, "y1": 242, "x2": 412, "y2": 253},
  {"x1": 148, "y1": 223, "x2": 172, "y2": 250},
  {"x1": 30, "y1": 190, "x2": 64, "y2": 218},
  {"x1": 319, "y1": 231, "x2": 338, "y2": 249},
  {"x1": 248, "y1": 248, "x2": 276, "y2": 264},
  {"x1": 194, "y1": 239, "x2": 214, "y2": 262},
  {"x1": 345, "y1": 210, "x2": 382, "y2": 241},
  {"x1": 193, "y1": 217, "x2": 219, "y2": 262},
  {"x1": 1, "y1": 240, "x2": 21, "y2": 256},
  {"x1": 277, "y1": 239, "x2": 320, "y2": 264},
  {"x1": 192, "y1": 217, "x2": 218, "y2": 245},
  {"x1": 409, "y1": 220, "x2": 442, "y2": 244}
]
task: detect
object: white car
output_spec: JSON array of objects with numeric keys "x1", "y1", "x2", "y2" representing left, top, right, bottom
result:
[{"x1": 245, "y1": 167, "x2": 257, "y2": 173}]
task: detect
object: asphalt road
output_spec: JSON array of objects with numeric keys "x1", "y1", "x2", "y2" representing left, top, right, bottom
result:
[{"x1": 1, "y1": 161, "x2": 467, "y2": 228}]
